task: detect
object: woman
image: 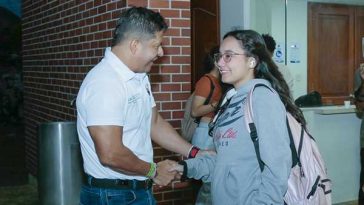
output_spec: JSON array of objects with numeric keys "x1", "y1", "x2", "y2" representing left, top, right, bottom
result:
[
  {"x1": 173, "y1": 30, "x2": 306, "y2": 204},
  {"x1": 190, "y1": 46, "x2": 222, "y2": 205}
]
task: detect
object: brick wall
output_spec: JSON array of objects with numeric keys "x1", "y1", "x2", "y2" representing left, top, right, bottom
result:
[{"x1": 22, "y1": 0, "x2": 195, "y2": 204}]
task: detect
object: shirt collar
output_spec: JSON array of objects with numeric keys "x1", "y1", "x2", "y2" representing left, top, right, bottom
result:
[{"x1": 103, "y1": 47, "x2": 147, "y2": 82}]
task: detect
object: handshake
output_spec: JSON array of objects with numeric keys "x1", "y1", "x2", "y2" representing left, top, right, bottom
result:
[
  {"x1": 152, "y1": 159, "x2": 184, "y2": 187},
  {"x1": 151, "y1": 149, "x2": 215, "y2": 187}
]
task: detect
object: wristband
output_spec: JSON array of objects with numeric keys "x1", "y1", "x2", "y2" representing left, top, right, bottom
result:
[
  {"x1": 188, "y1": 146, "x2": 200, "y2": 158},
  {"x1": 178, "y1": 161, "x2": 187, "y2": 182},
  {"x1": 146, "y1": 162, "x2": 157, "y2": 179}
]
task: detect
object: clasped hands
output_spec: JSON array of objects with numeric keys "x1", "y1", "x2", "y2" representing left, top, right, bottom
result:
[{"x1": 152, "y1": 149, "x2": 216, "y2": 187}]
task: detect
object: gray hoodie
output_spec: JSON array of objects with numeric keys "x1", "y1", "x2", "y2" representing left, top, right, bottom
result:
[{"x1": 185, "y1": 79, "x2": 291, "y2": 205}]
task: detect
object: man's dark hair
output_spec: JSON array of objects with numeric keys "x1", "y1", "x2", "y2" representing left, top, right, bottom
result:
[
  {"x1": 111, "y1": 7, "x2": 168, "y2": 46},
  {"x1": 262, "y1": 34, "x2": 276, "y2": 54}
]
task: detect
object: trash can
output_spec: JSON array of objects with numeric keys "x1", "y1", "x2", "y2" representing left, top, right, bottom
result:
[{"x1": 38, "y1": 121, "x2": 83, "y2": 205}]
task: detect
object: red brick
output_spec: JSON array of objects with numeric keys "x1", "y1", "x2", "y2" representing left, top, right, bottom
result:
[
  {"x1": 171, "y1": 1, "x2": 190, "y2": 9},
  {"x1": 172, "y1": 74, "x2": 190, "y2": 82},
  {"x1": 150, "y1": 0, "x2": 170, "y2": 8},
  {"x1": 172, "y1": 92, "x2": 190, "y2": 101},
  {"x1": 181, "y1": 10, "x2": 191, "y2": 18},
  {"x1": 161, "y1": 84, "x2": 181, "y2": 92},
  {"x1": 171, "y1": 37, "x2": 190, "y2": 46},
  {"x1": 181, "y1": 28, "x2": 190, "y2": 36},
  {"x1": 154, "y1": 93, "x2": 171, "y2": 101},
  {"x1": 161, "y1": 102, "x2": 181, "y2": 110},
  {"x1": 160, "y1": 9, "x2": 180, "y2": 18},
  {"x1": 172, "y1": 110, "x2": 184, "y2": 118},
  {"x1": 171, "y1": 19, "x2": 190, "y2": 28},
  {"x1": 127, "y1": 0, "x2": 147, "y2": 7},
  {"x1": 150, "y1": 74, "x2": 171, "y2": 83},
  {"x1": 163, "y1": 46, "x2": 181, "y2": 55},
  {"x1": 160, "y1": 65, "x2": 180, "y2": 73},
  {"x1": 164, "y1": 28, "x2": 180, "y2": 37},
  {"x1": 171, "y1": 56, "x2": 190, "y2": 64}
]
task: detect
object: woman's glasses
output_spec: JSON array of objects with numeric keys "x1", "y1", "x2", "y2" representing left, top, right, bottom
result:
[{"x1": 213, "y1": 52, "x2": 246, "y2": 64}]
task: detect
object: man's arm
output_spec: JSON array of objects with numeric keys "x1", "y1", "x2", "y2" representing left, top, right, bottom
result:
[
  {"x1": 88, "y1": 125, "x2": 175, "y2": 186},
  {"x1": 88, "y1": 125, "x2": 149, "y2": 175},
  {"x1": 151, "y1": 107, "x2": 193, "y2": 157}
]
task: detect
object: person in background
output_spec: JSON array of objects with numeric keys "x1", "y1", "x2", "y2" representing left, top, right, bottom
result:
[
  {"x1": 171, "y1": 30, "x2": 306, "y2": 204},
  {"x1": 354, "y1": 63, "x2": 364, "y2": 205},
  {"x1": 262, "y1": 34, "x2": 294, "y2": 96},
  {"x1": 76, "y1": 7, "x2": 207, "y2": 205},
  {"x1": 190, "y1": 46, "x2": 222, "y2": 205}
]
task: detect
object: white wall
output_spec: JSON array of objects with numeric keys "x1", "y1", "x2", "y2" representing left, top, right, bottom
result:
[
  {"x1": 219, "y1": 0, "x2": 245, "y2": 40},
  {"x1": 286, "y1": 0, "x2": 308, "y2": 99}
]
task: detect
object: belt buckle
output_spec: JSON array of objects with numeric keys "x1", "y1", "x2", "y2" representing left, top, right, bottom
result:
[{"x1": 116, "y1": 179, "x2": 129, "y2": 187}]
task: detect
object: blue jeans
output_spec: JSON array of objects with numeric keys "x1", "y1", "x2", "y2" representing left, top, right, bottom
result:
[{"x1": 79, "y1": 185, "x2": 156, "y2": 205}]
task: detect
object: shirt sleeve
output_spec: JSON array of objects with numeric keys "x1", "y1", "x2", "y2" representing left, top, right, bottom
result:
[
  {"x1": 185, "y1": 154, "x2": 216, "y2": 183},
  {"x1": 84, "y1": 80, "x2": 127, "y2": 126},
  {"x1": 195, "y1": 76, "x2": 213, "y2": 99},
  {"x1": 247, "y1": 87, "x2": 292, "y2": 204}
]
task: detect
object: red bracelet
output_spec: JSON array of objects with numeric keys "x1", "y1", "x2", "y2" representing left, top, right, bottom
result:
[{"x1": 188, "y1": 146, "x2": 200, "y2": 158}]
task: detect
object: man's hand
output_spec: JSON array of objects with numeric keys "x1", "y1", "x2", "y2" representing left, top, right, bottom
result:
[{"x1": 153, "y1": 159, "x2": 178, "y2": 186}]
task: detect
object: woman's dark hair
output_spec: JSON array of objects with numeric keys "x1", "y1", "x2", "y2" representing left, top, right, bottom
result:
[
  {"x1": 203, "y1": 46, "x2": 220, "y2": 73},
  {"x1": 112, "y1": 7, "x2": 168, "y2": 46},
  {"x1": 223, "y1": 30, "x2": 306, "y2": 126}
]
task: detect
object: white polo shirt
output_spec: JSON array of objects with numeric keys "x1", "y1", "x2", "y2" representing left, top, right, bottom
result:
[{"x1": 76, "y1": 47, "x2": 155, "y2": 180}]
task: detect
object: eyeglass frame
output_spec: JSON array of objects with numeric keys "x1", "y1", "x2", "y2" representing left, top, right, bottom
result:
[{"x1": 213, "y1": 51, "x2": 247, "y2": 64}]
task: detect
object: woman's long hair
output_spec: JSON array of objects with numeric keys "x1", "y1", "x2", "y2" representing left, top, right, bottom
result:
[{"x1": 223, "y1": 30, "x2": 306, "y2": 126}]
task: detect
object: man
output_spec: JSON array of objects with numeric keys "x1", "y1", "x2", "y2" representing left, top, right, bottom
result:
[
  {"x1": 262, "y1": 34, "x2": 294, "y2": 95},
  {"x1": 76, "y1": 7, "x2": 204, "y2": 204},
  {"x1": 355, "y1": 63, "x2": 364, "y2": 205}
]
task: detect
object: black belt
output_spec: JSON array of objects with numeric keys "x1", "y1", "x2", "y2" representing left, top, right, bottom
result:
[{"x1": 84, "y1": 174, "x2": 153, "y2": 190}]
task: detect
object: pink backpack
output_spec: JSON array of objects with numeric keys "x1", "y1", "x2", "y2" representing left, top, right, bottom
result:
[{"x1": 244, "y1": 83, "x2": 332, "y2": 205}]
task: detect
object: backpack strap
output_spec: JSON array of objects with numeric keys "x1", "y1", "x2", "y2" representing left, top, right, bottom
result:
[
  {"x1": 194, "y1": 75, "x2": 216, "y2": 124},
  {"x1": 244, "y1": 83, "x2": 275, "y2": 172},
  {"x1": 244, "y1": 83, "x2": 300, "y2": 171}
]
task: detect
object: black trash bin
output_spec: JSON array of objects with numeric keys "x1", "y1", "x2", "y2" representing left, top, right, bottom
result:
[{"x1": 38, "y1": 121, "x2": 83, "y2": 205}]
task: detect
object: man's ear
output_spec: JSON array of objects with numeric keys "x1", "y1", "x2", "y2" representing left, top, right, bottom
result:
[{"x1": 129, "y1": 39, "x2": 139, "y2": 55}]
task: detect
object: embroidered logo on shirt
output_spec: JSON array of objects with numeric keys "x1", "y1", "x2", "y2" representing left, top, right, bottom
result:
[{"x1": 128, "y1": 94, "x2": 141, "y2": 104}]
